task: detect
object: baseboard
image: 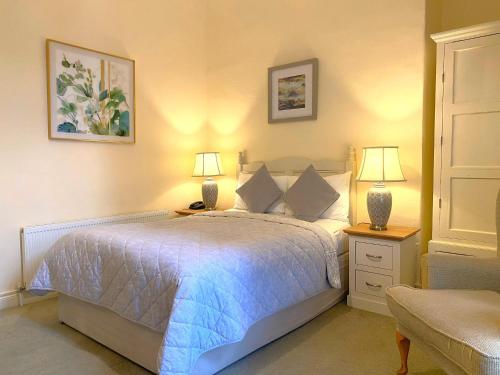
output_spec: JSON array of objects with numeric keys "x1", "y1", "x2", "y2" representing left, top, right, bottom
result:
[
  {"x1": 347, "y1": 294, "x2": 392, "y2": 316},
  {"x1": 0, "y1": 291, "x2": 20, "y2": 310},
  {"x1": 0, "y1": 290, "x2": 58, "y2": 311},
  {"x1": 22, "y1": 291, "x2": 58, "y2": 305}
]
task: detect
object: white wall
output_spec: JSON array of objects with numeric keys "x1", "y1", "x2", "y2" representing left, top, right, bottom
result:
[{"x1": 0, "y1": 0, "x2": 208, "y2": 306}]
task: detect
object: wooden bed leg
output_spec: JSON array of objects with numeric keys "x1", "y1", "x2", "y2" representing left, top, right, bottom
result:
[{"x1": 396, "y1": 330, "x2": 410, "y2": 375}]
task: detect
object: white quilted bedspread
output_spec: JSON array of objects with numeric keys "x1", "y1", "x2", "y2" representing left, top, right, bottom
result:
[{"x1": 29, "y1": 211, "x2": 341, "y2": 375}]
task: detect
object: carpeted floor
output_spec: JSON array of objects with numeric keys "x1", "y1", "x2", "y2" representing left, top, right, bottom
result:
[{"x1": 0, "y1": 298, "x2": 445, "y2": 375}]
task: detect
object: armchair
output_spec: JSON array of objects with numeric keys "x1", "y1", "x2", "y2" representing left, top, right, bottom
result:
[{"x1": 386, "y1": 192, "x2": 500, "y2": 375}]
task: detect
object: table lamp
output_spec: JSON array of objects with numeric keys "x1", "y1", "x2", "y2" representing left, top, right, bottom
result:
[
  {"x1": 192, "y1": 152, "x2": 224, "y2": 210},
  {"x1": 357, "y1": 146, "x2": 406, "y2": 230}
]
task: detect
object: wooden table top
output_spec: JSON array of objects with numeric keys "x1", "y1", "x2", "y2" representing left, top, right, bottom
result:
[
  {"x1": 343, "y1": 223, "x2": 420, "y2": 241},
  {"x1": 175, "y1": 208, "x2": 208, "y2": 215}
]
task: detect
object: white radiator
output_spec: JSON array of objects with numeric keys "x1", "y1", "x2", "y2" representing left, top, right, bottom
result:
[{"x1": 21, "y1": 210, "x2": 173, "y2": 288}]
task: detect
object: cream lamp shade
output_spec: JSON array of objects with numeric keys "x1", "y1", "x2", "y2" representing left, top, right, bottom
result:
[
  {"x1": 192, "y1": 152, "x2": 224, "y2": 177},
  {"x1": 357, "y1": 146, "x2": 405, "y2": 231},
  {"x1": 357, "y1": 146, "x2": 406, "y2": 182},
  {"x1": 192, "y1": 152, "x2": 223, "y2": 210}
]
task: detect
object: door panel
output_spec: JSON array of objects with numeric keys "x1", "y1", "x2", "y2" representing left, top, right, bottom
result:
[
  {"x1": 451, "y1": 112, "x2": 500, "y2": 167},
  {"x1": 453, "y1": 40, "x2": 500, "y2": 103},
  {"x1": 450, "y1": 177, "x2": 500, "y2": 234},
  {"x1": 440, "y1": 33, "x2": 500, "y2": 245}
]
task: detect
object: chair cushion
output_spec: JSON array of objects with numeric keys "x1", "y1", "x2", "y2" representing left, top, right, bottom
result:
[{"x1": 386, "y1": 285, "x2": 500, "y2": 375}]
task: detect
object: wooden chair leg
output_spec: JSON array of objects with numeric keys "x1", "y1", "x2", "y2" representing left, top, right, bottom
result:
[{"x1": 396, "y1": 330, "x2": 410, "y2": 375}]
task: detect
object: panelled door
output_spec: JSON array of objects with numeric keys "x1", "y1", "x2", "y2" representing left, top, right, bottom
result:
[{"x1": 439, "y1": 33, "x2": 500, "y2": 245}]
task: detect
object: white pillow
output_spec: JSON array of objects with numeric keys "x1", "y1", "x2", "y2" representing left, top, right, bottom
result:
[
  {"x1": 285, "y1": 171, "x2": 351, "y2": 222},
  {"x1": 234, "y1": 173, "x2": 288, "y2": 214},
  {"x1": 321, "y1": 171, "x2": 352, "y2": 221}
]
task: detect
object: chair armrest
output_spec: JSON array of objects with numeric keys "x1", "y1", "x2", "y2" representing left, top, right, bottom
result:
[{"x1": 428, "y1": 253, "x2": 500, "y2": 291}]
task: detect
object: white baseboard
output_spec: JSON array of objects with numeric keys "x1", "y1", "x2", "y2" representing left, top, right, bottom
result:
[
  {"x1": 0, "y1": 290, "x2": 58, "y2": 311},
  {"x1": 23, "y1": 291, "x2": 58, "y2": 305},
  {"x1": 0, "y1": 291, "x2": 20, "y2": 311},
  {"x1": 347, "y1": 294, "x2": 392, "y2": 317}
]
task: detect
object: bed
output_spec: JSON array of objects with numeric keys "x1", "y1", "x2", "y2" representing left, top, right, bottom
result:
[{"x1": 28, "y1": 149, "x2": 356, "y2": 375}]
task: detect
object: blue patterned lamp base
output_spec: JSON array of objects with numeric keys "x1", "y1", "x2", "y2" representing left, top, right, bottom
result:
[
  {"x1": 202, "y1": 178, "x2": 218, "y2": 210},
  {"x1": 367, "y1": 184, "x2": 392, "y2": 231}
]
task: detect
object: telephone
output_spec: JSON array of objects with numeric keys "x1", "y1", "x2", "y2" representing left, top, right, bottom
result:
[{"x1": 189, "y1": 201, "x2": 206, "y2": 210}]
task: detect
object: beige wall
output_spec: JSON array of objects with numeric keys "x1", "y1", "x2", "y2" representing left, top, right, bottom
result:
[
  {"x1": 440, "y1": 0, "x2": 500, "y2": 30},
  {"x1": 420, "y1": 0, "x2": 442, "y2": 253},
  {"x1": 4, "y1": 0, "x2": 496, "y2": 300},
  {"x1": 0, "y1": 0, "x2": 208, "y2": 297},
  {"x1": 207, "y1": 0, "x2": 426, "y2": 229}
]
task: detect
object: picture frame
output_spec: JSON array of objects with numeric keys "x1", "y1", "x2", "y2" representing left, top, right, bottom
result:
[
  {"x1": 268, "y1": 58, "x2": 318, "y2": 123},
  {"x1": 46, "y1": 39, "x2": 135, "y2": 143}
]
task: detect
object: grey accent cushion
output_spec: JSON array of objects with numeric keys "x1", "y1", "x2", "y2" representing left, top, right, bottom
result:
[
  {"x1": 284, "y1": 165, "x2": 340, "y2": 222},
  {"x1": 236, "y1": 165, "x2": 282, "y2": 213},
  {"x1": 386, "y1": 285, "x2": 500, "y2": 375}
]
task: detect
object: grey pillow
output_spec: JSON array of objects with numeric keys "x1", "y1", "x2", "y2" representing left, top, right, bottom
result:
[
  {"x1": 236, "y1": 165, "x2": 283, "y2": 213},
  {"x1": 284, "y1": 165, "x2": 340, "y2": 222}
]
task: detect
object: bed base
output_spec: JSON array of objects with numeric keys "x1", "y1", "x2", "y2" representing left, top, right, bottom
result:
[{"x1": 59, "y1": 252, "x2": 348, "y2": 374}]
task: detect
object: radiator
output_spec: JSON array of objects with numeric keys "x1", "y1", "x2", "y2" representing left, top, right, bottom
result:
[{"x1": 21, "y1": 210, "x2": 173, "y2": 288}]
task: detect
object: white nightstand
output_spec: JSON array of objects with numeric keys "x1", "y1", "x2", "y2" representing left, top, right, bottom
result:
[{"x1": 344, "y1": 223, "x2": 419, "y2": 316}]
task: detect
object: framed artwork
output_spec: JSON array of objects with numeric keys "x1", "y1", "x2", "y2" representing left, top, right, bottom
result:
[
  {"x1": 268, "y1": 58, "x2": 318, "y2": 123},
  {"x1": 46, "y1": 39, "x2": 135, "y2": 143}
]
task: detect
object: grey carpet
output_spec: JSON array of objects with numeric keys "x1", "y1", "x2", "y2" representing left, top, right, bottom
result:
[{"x1": 0, "y1": 297, "x2": 444, "y2": 375}]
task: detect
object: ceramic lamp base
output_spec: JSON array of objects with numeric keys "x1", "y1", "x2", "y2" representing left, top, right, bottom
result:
[
  {"x1": 367, "y1": 184, "x2": 392, "y2": 231},
  {"x1": 202, "y1": 178, "x2": 218, "y2": 210}
]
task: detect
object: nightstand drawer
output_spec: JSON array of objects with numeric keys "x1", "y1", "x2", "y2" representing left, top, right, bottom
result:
[
  {"x1": 355, "y1": 241, "x2": 393, "y2": 270},
  {"x1": 355, "y1": 270, "x2": 393, "y2": 298}
]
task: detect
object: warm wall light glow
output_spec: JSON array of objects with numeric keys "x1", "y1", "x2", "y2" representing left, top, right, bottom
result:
[
  {"x1": 161, "y1": 110, "x2": 206, "y2": 136},
  {"x1": 150, "y1": 89, "x2": 206, "y2": 136},
  {"x1": 357, "y1": 146, "x2": 406, "y2": 182},
  {"x1": 332, "y1": 58, "x2": 422, "y2": 121},
  {"x1": 155, "y1": 181, "x2": 201, "y2": 208},
  {"x1": 208, "y1": 89, "x2": 260, "y2": 136},
  {"x1": 192, "y1": 152, "x2": 224, "y2": 176}
]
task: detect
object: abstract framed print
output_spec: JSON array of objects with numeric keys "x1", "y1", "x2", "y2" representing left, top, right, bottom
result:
[
  {"x1": 268, "y1": 58, "x2": 318, "y2": 123},
  {"x1": 46, "y1": 39, "x2": 135, "y2": 143}
]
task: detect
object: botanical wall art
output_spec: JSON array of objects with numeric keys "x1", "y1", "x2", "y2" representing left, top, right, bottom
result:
[
  {"x1": 46, "y1": 39, "x2": 135, "y2": 143},
  {"x1": 268, "y1": 58, "x2": 318, "y2": 123}
]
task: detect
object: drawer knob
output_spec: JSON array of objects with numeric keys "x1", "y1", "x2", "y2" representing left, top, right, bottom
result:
[
  {"x1": 365, "y1": 281, "x2": 382, "y2": 288},
  {"x1": 366, "y1": 253, "x2": 383, "y2": 260}
]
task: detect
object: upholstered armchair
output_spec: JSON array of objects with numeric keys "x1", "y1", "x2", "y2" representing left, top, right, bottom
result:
[{"x1": 386, "y1": 192, "x2": 500, "y2": 375}]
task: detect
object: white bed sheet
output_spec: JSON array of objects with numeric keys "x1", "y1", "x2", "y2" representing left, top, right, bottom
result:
[
  {"x1": 314, "y1": 218, "x2": 349, "y2": 255},
  {"x1": 225, "y1": 209, "x2": 349, "y2": 255}
]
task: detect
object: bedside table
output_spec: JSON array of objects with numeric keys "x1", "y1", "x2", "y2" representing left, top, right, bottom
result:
[
  {"x1": 175, "y1": 208, "x2": 208, "y2": 216},
  {"x1": 344, "y1": 223, "x2": 419, "y2": 316}
]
